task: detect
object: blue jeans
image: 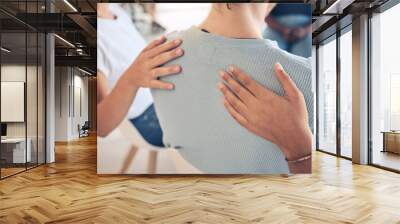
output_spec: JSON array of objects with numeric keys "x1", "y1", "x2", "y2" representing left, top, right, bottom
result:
[{"x1": 129, "y1": 104, "x2": 164, "y2": 147}]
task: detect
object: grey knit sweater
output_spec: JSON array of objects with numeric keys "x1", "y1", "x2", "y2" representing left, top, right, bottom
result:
[{"x1": 152, "y1": 26, "x2": 313, "y2": 174}]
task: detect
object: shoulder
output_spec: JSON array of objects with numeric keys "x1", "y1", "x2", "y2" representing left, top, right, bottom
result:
[
  {"x1": 165, "y1": 29, "x2": 188, "y2": 41},
  {"x1": 261, "y1": 41, "x2": 311, "y2": 70},
  {"x1": 165, "y1": 27, "x2": 201, "y2": 42}
]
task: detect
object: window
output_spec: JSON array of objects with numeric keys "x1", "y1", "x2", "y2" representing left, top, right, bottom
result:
[
  {"x1": 312, "y1": 45, "x2": 317, "y2": 150},
  {"x1": 317, "y1": 37, "x2": 337, "y2": 154},
  {"x1": 340, "y1": 29, "x2": 352, "y2": 158},
  {"x1": 390, "y1": 75, "x2": 400, "y2": 130},
  {"x1": 370, "y1": 2, "x2": 400, "y2": 171}
]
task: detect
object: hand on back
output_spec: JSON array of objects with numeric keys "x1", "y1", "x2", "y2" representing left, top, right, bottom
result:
[{"x1": 126, "y1": 36, "x2": 184, "y2": 90}]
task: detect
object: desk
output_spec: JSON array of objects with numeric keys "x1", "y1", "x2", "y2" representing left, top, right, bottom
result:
[
  {"x1": 381, "y1": 131, "x2": 400, "y2": 154},
  {"x1": 1, "y1": 138, "x2": 31, "y2": 163}
]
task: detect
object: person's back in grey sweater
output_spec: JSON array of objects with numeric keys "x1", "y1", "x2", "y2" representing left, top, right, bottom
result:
[{"x1": 152, "y1": 26, "x2": 313, "y2": 174}]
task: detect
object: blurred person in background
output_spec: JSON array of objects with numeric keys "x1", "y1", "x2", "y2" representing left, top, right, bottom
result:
[
  {"x1": 263, "y1": 3, "x2": 312, "y2": 58},
  {"x1": 97, "y1": 3, "x2": 184, "y2": 146}
]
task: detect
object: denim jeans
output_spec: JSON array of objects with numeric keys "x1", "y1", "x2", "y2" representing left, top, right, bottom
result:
[{"x1": 129, "y1": 104, "x2": 164, "y2": 147}]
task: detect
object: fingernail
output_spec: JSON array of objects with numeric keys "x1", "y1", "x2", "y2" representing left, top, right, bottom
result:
[
  {"x1": 222, "y1": 71, "x2": 230, "y2": 80},
  {"x1": 176, "y1": 49, "x2": 183, "y2": 55},
  {"x1": 218, "y1": 83, "x2": 224, "y2": 90},
  {"x1": 276, "y1": 62, "x2": 283, "y2": 71},
  {"x1": 219, "y1": 71, "x2": 225, "y2": 78},
  {"x1": 174, "y1": 39, "x2": 182, "y2": 44},
  {"x1": 228, "y1": 66, "x2": 234, "y2": 72},
  {"x1": 169, "y1": 84, "x2": 174, "y2": 90}
]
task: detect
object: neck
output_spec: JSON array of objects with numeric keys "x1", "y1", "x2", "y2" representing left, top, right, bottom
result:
[
  {"x1": 97, "y1": 3, "x2": 116, "y2": 20},
  {"x1": 199, "y1": 7, "x2": 262, "y2": 39}
]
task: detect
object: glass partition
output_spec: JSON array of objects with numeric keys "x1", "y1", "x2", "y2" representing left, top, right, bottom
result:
[
  {"x1": 27, "y1": 31, "x2": 38, "y2": 169},
  {"x1": 1, "y1": 30, "x2": 28, "y2": 178},
  {"x1": 0, "y1": 1, "x2": 46, "y2": 179},
  {"x1": 26, "y1": 0, "x2": 44, "y2": 169}
]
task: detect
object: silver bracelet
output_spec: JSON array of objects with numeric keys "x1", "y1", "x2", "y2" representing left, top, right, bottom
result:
[{"x1": 285, "y1": 154, "x2": 312, "y2": 163}]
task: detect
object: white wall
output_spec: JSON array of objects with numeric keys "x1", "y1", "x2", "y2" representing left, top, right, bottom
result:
[
  {"x1": 1, "y1": 65, "x2": 27, "y2": 155},
  {"x1": 45, "y1": 5, "x2": 56, "y2": 164},
  {"x1": 54, "y1": 67, "x2": 89, "y2": 141},
  {"x1": 1, "y1": 65, "x2": 39, "y2": 138},
  {"x1": 77, "y1": 73, "x2": 89, "y2": 137},
  {"x1": 55, "y1": 66, "x2": 70, "y2": 141}
]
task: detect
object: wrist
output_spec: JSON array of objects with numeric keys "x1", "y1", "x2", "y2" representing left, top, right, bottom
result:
[
  {"x1": 279, "y1": 127, "x2": 312, "y2": 161},
  {"x1": 287, "y1": 157, "x2": 312, "y2": 173},
  {"x1": 122, "y1": 66, "x2": 140, "y2": 88}
]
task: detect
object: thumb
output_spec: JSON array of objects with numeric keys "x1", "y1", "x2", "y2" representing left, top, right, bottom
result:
[{"x1": 274, "y1": 63, "x2": 300, "y2": 99}]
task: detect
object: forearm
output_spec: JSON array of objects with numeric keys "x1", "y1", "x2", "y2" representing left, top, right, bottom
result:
[{"x1": 97, "y1": 74, "x2": 139, "y2": 137}]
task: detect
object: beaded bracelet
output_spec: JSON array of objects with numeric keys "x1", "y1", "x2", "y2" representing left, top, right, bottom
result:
[{"x1": 285, "y1": 154, "x2": 312, "y2": 163}]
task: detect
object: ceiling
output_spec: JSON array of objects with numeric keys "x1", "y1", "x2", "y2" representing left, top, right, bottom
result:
[
  {"x1": 0, "y1": 0, "x2": 97, "y2": 73},
  {"x1": 311, "y1": 0, "x2": 391, "y2": 44},
  {"x1": 0, "y1": 0, "x2": 396, "y2": 73}
]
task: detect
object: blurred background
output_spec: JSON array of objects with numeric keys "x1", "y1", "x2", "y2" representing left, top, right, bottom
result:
[
  {"x1": 122, "y1": 3, "x2": 312, "y2": 58},
  {"x1": 121, "y1": 3, "x2": 211, "y2": 41}
]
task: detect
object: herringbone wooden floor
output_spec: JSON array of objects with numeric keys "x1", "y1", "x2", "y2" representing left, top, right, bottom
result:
[{"x1": 1, "y1": 135, "x2": 400, "y2": 224}]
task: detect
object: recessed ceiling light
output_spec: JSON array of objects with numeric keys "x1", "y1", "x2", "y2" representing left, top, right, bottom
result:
[
  {"x1": 78, "y1": 67, "x2": 92, "y2": 76},
  {"x1": 54, "y1": 34, "x2": 75, "y2": 48},
  {"x1": 63, "y1": 0, "x2": 78, "y2": 12},
  {"x1": 1, "y1": 47, "x2": 11, "y2": 53},
  {"x1": 322, "y1": 0, "x2": 354, "y2": 15}
]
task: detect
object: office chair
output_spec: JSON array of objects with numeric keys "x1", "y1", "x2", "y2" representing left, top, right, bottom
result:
[{"x1": 78, "y1": 121, "x2": 90, "y2": 138}]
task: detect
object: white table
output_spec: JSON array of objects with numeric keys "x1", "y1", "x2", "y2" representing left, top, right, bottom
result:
[{"x1": 1, "y1": 138, "x2": 31, "y2": 163}]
